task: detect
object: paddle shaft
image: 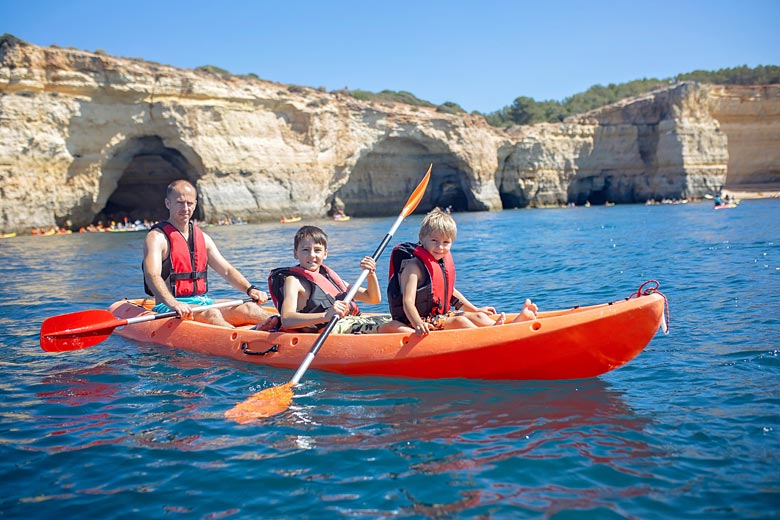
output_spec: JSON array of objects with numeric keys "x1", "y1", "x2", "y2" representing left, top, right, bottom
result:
[
  {"x1": 290, "y1": 213, "x2": 407, "y2": 385},
  {"x1": 43, "y1": 298, "x2": 252, "y2": 342}
]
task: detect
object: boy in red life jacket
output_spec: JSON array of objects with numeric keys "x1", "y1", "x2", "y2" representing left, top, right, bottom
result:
[
  {"x1": 143, "y1": 180, "x2": 273, "y2": 328},
  {"x1": 385, "y1": 208, "x2": 538, "y2": 336},
  {"x1": 268, "y1": 226, "x2": 393, "y2": 334}
]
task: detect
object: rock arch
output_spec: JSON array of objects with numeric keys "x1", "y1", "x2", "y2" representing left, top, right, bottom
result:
[
  {"x1": 95, "y1": 136, "x2": 204, "y2": 224},
  {"x1": 335, "y1": 137, "x2": 471, "y2": 217}
]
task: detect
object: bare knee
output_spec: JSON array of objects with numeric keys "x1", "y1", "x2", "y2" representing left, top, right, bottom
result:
[
  {"x1": 469, "y1": 312, "x2": 494, "y2": 327},
  {"x1": 380, "y1": 320, "x2": 413, "y2": 333},
  {"x1": 196, "y1": 308, "x2": 224, "y2": 324},
  {"x1": 445, "y1": 316, "x2": 476, "y2": 330}
]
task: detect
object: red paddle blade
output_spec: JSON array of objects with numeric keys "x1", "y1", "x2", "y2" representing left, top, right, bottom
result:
[
  {"x1": 224, "y1": 382, "x2": 294, "y2": 424},
  {"x1": 40, "y1": 310, "x2": 123, "y2": 352}
]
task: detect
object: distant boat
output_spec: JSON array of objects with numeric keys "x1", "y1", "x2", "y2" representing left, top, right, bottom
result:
[
  {"x1": 280, "y1": 216, "x2": 302, "y2": 223},
  {"x1": 333, "y1": 213, "x2": 350, "y2": 222},
  {"x1": 0, "y1": 232, "x2": 16, "y2": 239}
]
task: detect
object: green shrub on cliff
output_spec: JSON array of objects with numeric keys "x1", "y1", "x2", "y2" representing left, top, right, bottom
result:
[
  {"x1": 337, "y1": 89, "x2": 436, "y2": 108},
  {"x1": 436, "y1": 101, "x2": 466, "y2": 114},
  {"x1": 194, "y1": 64, "x2": 232, "y2": 77},
  {"x1": 487, "y1": 65, "x2": 780, "y2": 127}
]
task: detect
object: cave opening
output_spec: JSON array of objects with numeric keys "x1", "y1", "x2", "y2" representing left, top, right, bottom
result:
[
  {"x1": 338, "y1": 138, "x2": 471, "y2": 217},
  {"x1": 96, "y1": 136, "x2": 203, "y2": 225}
]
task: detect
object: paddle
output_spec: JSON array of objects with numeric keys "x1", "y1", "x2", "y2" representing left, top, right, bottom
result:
[
  {"x1": 40, "y1": 298, "x2": 252, "y2": 352},
  {"x1": 224, "y1": 164, "x2": 433, "y2": 424}
]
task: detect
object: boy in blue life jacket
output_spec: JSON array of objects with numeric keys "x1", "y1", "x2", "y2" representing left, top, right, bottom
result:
[
  {"x1": 267, "y1": 225, "x2": 393, "y2": 334},
  {"x1": 385, "y1": 208, "x2": 538, "y2": 336}
]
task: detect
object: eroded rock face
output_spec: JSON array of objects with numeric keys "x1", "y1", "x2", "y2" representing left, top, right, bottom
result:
[
  {"x1": 497, "y1": 84, "x2": 731, "y2": 206},
  {"x1": 707, "y1": 84, "x2": 780, "y2": 191},
  {"x1": 0, "y1": 35, "x2": 777, "y2": 233}
]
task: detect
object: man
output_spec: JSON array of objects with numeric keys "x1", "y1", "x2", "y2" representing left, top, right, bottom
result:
[{"x1": 142, "y1": 179, "x2": 271, "y2": 327}]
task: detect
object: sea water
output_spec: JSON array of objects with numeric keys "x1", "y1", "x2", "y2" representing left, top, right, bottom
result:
[{"x1": 0, "y1": 200, "x2": 778, "y2": 519}]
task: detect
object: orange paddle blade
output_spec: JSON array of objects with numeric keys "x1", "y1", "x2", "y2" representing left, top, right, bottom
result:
[
  {"x1": 401, "y1": 164, "x2": 431, "y2": 217},
  {"x1": 224, "y1": 382, "x2": 294, "y2": 424}
]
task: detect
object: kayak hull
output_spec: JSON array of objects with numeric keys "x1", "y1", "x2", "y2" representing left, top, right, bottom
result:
[{"x1": 108, "y1": 292, "x2": 665, "y2": 380}]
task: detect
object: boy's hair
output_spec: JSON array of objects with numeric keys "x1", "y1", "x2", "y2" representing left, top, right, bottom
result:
[
  {"x1": 294, "y1": 225, "x2": 328, "y2": 250},
  {"x1": 419, "y1": 208, "x2": 457, "y2": 241}
]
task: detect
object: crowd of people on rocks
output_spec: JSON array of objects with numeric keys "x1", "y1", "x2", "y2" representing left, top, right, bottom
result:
[
  {"x1": 27, "y1": 215, "x2": 246, "y2": 236},
  {"x1": 78, "y1": 217, "x2": 155, "y2": 233}
]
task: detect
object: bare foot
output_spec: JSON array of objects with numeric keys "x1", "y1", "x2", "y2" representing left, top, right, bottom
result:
[
  {"x1": 493, "y1": 312, "x2": 506, "y2": 325},
  {"x1": 255, "y1": 315, "x2": 280, "y2": 331},
  {"x1": 511, "y1": 299, "x2": 538, "y2": 323}
]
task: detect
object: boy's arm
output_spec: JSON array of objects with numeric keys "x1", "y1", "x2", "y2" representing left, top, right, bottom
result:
[
  {"x1": 400, "y1": 262, "x2": 430, "y2": 334},
  {"x1": 279, "y1": 275, "x2": 345, "y2": 330},
  {"x1": 352, "y1": 256, "x2": 381, "y2": 304}
]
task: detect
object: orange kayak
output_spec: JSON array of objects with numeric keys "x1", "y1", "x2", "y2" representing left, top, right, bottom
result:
[{"x1": 107, "y1": 287, "x2": 667, "y2": 380}]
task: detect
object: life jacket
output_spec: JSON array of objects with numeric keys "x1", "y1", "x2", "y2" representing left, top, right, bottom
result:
[
  {"x1": 267, "y1": 265, "x2": 360, "y2": 326},
  {"x1": 387, "y1": 242, "x2": 455, "y2": 324},
  {"x1": 143, "y1": 221, "x2": 208, "y2": 297}
]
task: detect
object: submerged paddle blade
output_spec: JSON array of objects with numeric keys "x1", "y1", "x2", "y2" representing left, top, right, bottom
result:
[
  {"x1": 401, "y1": 164, "x2": 432, "y2": 217},
  {"x1": 224, "y1": 382, "x2": 294, "y2": 424},
  {"x1": 40, "y1": 310, "x2": 122, "y2": 352}
]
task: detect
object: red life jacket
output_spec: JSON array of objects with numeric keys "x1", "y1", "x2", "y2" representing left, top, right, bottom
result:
[
  {"x1": 267, "y1": 264, "x2": 360, "y2": 328},
  {"x1": 387, "y1": 242, "x2": 455, "y2": 324},
  {"x1": 144, "y1": 221, "x2": 208, "y2": 297}
]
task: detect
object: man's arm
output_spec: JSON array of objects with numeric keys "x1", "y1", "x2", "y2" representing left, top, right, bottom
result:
[{"x1": 203, "y1": 232, "x2": 268, "y2": 303}]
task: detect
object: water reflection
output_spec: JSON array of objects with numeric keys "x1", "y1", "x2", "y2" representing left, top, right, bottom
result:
[{"x1": 261, "y1": 376, "x2": 653, "y2": 517}]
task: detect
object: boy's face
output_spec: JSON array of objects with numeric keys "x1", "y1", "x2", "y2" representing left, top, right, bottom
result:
[
  {"x1": 294, "y1": 237, "x2": 328, "y2": 272},
  {"x1": 420, "y1": 230, "x2": 453, "y2": 261}
]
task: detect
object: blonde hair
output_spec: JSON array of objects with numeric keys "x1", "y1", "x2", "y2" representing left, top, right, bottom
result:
[{"x1": 419, "y1": 208, "x2": 457, "y2": 241}]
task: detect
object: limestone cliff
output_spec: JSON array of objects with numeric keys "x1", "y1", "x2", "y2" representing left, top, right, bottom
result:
[{"x1": 0, "y1": 35, "x2": 777, "y2": 233}]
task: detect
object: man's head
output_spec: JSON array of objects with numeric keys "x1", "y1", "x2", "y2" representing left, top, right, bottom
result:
[{"x1": 164, "y1": 180, "x2": 197, "y2": 225}]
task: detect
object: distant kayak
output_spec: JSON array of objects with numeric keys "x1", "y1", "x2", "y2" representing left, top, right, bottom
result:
[
  {"x1": 280, "y1": 216, "x2": 302, "y2": 223},
  {"x1": 333, "y1": 214, "x2": 351, "y2": 222},
  {"x1": 107, "y1": 284, "x2": 667, "y2": 381}
]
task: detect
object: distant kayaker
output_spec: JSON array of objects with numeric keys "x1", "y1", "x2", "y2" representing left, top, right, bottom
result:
[
  {"x1": 142, "y1": 179, "x2": 272, "y2": 327},
  {"x1": 267, "y1": 225, "x2": 394, "y2": 334},
  {"x1": 385, "y1": 208, "x2": 538, "y2": 336}
]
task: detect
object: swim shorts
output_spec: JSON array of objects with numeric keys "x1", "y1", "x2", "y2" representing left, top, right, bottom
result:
[
  {"x1": 332, "y1": 314, "x2": 393, "y2": 334},
  {"x1": 151, "y1": 295, "x2": 214, "y2": 313}
]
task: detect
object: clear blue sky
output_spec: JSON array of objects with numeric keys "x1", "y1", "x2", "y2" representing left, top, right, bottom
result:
[{"x1": 3, "y1": 0, "x2": 778, "y2": 113}]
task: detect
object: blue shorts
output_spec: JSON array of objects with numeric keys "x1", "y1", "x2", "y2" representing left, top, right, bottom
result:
[{"x1": 152, "y1": 295, "x2": 214, "y2": 313}]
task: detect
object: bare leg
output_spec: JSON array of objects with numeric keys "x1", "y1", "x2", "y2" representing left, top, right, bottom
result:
[
  {"x1": 220, "y1": 302, "x2": 274, "y2": 327},
  {"x1": 461, "y1": 311, "x2": 496, "y2": 327},
  {"x1": 194, "y1": 308, "x2": 235, "y2": 328},
  {"x1": 443, "y1": 315, "x2": 478, "y2": 330},
  {"x1": 379, "y1": 320, "x2": 415, "y2": 334}
]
